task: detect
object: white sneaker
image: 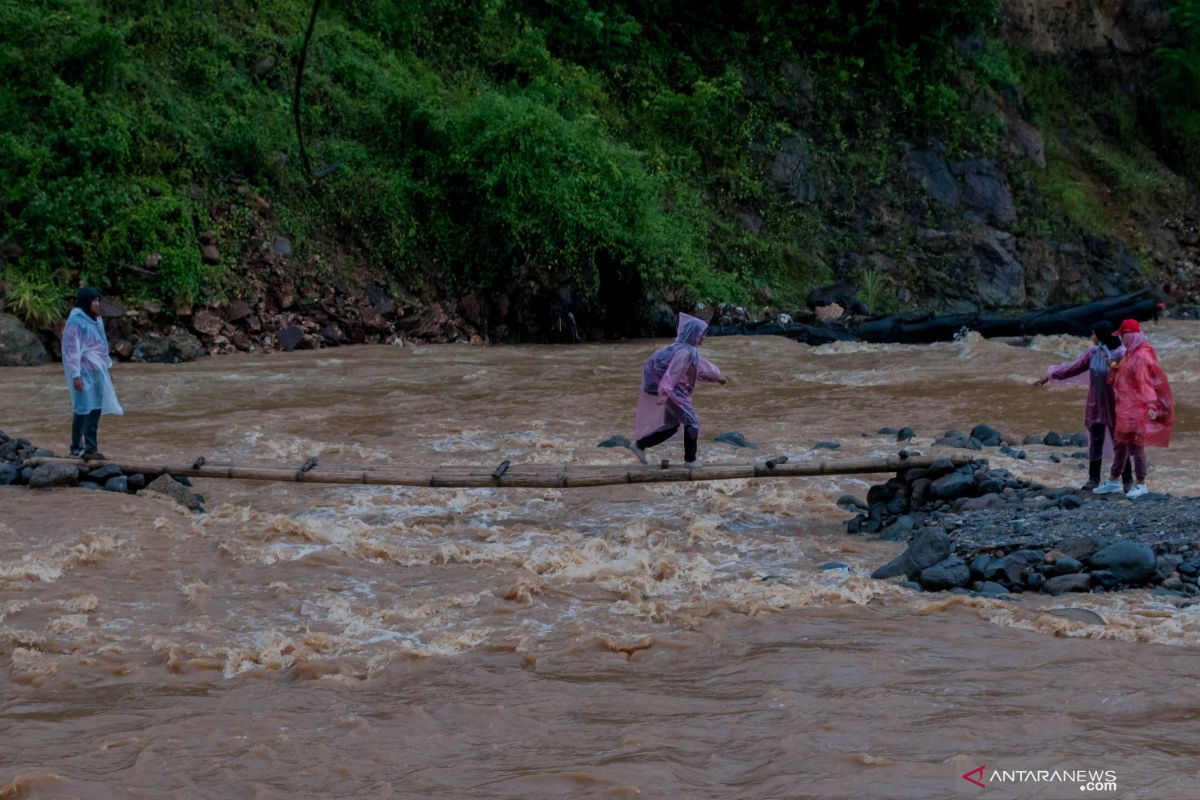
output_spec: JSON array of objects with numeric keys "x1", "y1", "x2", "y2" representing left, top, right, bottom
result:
[
  {"x1": 1092, "y1": 479, "x2": 1123, "y2": 494},
  {"x1": 628, "y1": 444, "x2": 647, "y2": 465},
  {"x1": 684, "y1": 460, "x2": 704, "y2": 468},
  {"x1": 1126, "y1": 484, "x2": 1149, "y2": 499}
]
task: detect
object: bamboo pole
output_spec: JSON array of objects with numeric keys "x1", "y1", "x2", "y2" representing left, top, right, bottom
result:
[{"x1": 28, "y1": 454, "x2": 974, "y2": 489}]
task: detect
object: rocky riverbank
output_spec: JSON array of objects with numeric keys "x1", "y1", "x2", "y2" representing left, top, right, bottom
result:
[
  {"x1": 844, "y1": 444, "x2": 1199, "y2": 598},
  {"x1": 0, "y1": 430, "x2": 204, "y2": 512}
]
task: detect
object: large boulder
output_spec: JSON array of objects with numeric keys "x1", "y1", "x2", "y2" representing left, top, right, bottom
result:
[
  {"x1": 132, "y1": 330, "x2": 204, "y2": 363},
  {"x1": 872, "y1": 529, "x2": 952, "y2": 580},
  {"x1": 28, "y1": 463, "x2": 79, "y2": 488},
  {"x1": 1088, "y1": 541, "x2": 1157, "y2": 585},
  {"x1": 0, "y1": 313, "x2": 49, "y2": 366},
  {"x1": 145, "y1": 474, "x2": 204, "y2": 511}
]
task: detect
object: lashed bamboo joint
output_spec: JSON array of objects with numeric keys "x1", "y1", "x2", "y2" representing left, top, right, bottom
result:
[{"x1": 28, "y1": 454, "x2": 975, "y2": 489}]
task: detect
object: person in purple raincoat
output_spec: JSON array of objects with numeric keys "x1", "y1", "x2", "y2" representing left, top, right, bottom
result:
[
  {"x1": 628, "y1": 312, "x2": 726, "y2": 468},
  {"x1": 1034, "y1": 320, "x2": 1130, "y2": 491}
]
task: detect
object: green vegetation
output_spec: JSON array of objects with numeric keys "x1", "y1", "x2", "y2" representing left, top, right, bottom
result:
[
  {"x1": 0, "y1": 1, "x2": 1195, "y2": 332},
  {"x1": 0, "y1": 0, "x2": 1001, "y2": 329}
]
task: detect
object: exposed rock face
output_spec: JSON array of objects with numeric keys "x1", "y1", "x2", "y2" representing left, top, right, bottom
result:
[
  {"x1": 0, "y1": 313, "x2": 49, "y2": 366},
  {"x1": 999, "y1": 0, "x2": 1169, "y2": 56}
]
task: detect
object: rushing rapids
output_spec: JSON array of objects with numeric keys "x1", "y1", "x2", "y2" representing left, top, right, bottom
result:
[{"x1": 1, "y1": 322, "x2": 1198, "y2": 798}]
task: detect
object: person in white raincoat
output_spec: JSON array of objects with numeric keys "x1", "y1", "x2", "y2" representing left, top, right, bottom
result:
[{"x1": 62, "y1": 287, "x2": 122, "y2": 459}]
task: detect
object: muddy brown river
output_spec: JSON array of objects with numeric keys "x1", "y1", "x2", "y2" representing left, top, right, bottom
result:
[{"x1": 2, "y1": 322, "x2": 1199, "y2": 798}]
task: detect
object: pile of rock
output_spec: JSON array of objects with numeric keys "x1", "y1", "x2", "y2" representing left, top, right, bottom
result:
[
  {"x1": 0, "y1": 430, "x2": 204, "y2": 511},
  {"x1": 844, "y1": 455, "x2": 1198, "y2": 597}
]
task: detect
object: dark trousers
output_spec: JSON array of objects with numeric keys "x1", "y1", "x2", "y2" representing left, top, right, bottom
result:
[
  {"x1": 1089, "y1": 423, "x2": 1132, "y2": 484},
  {"x1": 636, "y1": 418, "x2": 698, "y2": 462},
  {"x1": 71, "y1": 409, "x2": 101, "y2": 454}
]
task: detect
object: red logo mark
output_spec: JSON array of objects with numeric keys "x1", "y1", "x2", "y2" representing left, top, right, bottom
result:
[{"x1": 963, "y1": 765, "x2": 986, "y2": 788}]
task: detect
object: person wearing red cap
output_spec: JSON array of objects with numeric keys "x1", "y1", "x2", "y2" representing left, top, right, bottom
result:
[{"x1": 1093, "y1": 319, "x2": 1174, "y2": 498}]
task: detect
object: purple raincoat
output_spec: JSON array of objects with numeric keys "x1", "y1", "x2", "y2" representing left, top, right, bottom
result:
[
  {"x1": 1044, "y1": 343, "x2": 1124, "y2": 428},
  {"x1": 634, "y1": 313, "x2": 722, "y2": 441}
]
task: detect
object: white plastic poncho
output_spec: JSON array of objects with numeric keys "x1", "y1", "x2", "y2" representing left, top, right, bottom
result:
[{"x1": 62, "y1": 307, "x2": 123, "y2": 416}]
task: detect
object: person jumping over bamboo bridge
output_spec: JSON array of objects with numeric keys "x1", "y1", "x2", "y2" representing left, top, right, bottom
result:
[{"x1": 628, "y1": 312, "x2": 726, "y2": 469}]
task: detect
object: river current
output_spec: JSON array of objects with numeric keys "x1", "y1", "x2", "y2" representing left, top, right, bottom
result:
[{"x1": 2, "y1": 322, "x2": 1198, "y2": 798}]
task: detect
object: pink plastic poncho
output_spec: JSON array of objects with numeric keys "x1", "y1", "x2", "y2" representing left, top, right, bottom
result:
[
  {"x1": 1108, "y1": 332, "x2": 1173, "y2": 447},
  {"x1": 634, "y1": 313, "x2": 722, "y2": 441},
  {"x1": 1044, "y1": 343, "x2": 1125, "y2": 429},
  {"x1": 62, "y1": 307, "x2": 123, "y2": 416}
]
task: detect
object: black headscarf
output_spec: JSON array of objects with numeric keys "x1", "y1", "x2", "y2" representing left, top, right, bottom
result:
[
  {"x1": 1092, "y1": 320, "x2": 1119, "y2": 351},
  {"x1": 75, "y1": 287, "x2": 101, "y2": 319}
]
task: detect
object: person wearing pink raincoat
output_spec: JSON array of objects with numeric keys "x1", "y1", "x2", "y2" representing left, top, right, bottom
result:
[
  {"x1": 628, "y1": 312, "x2": 725, "y2": 468},
  {"x1": 1093, "y1": 319, "x2": 1174, "y2": 499}
]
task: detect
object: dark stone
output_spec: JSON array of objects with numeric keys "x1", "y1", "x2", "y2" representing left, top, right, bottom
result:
[
  {"x1": 103, "y1": 476, "x2": 129, "y2": 493},
  {"x1": 925, "y1": 458, "x2": 956, "y2": 480},
  {"x1": 1179, "y1": 560, "x2": 1200, "y2": 578},
  {"x1": 934, "y1": 431, "x2": 983, "y2": 450},
  {"x1": 1059, "y1": 495, "x2": 1084, "y2": 510},
  {"x1": 78, "y1": 481, "x2": 102, "y2": 491},
  {"x1": 880, "y1": 515, "x2": 915, "y2": 541},
  {"x1": 1133, "y1": 492, "x2": 1170, "y2": 502},
  {"x1": 28, "y1": 463, "x2": 79, "y2": 488},
  {"x1": 1043, "y1": 431, "x2": 1066, "y2": 447},
  {"x1": 713, "y1": 431, "x2": 756, "y2": 449},
  {"x1": 132, "y1": 331, "x2": 204, "y2": 363},
  {"x1": 277, "y1": 325, "x2": 305, "y2": 352},
  {"x1": 977, "y1": 478, "x2": 1003, "y2": 495},
  {"x1": 930, "y1": 472, "x2": 976, "y2": 501},
  {"x1": 877, "y1": 427, "x2": 898, "y2": 435},
  {"x1": 903, "y1": 581, "x2": 923, "y2": 592},
  {"x1": 127, "y1": 473, "x2": 146, "y2": 492},
  {"x1": 837, "y1": 495, "x2": 869, "y2": 512},
  {"x1": 872, "y1": 529, "x2": 952, "y2": 580},
  {"x1": 819, "y1": 562, "x2": 850, "y2": 571},
  {"x1": 969, "y1": 424, "x2": 1002, "y2": 447},
  {"x1": 1068, "y1": 433, "x2": 1089, "y2": 448},
  {"x1": 1156, "y1": 555, "x2": 1183, "y2": 581},
  {"x1": 983, "y1": 549, "x2": 1044, "y2": 582},
  {"x1": 1043, "y1": 573, "x2": 1094, "y2": 594},
  {"x1": 87, "y1": 464, "x2": 123, "y2": 482},
  {"x1": 813, "y1": 441, "x2": 840, "y2": 450},
  {"x1": 597, "y1": 435, "x2": 631, "y2": 448},
  {"x1": 1026, "y1": 572, "x2": 1046, "y2": 590},
  {"x1": 920, "y1": 556, "x2": 971, "y2": 590},
  {"x1": 1090, "y1": 570, "x2": 1121, "y2": 589},
  {"x1": 0, "y1": 464, "x2": 20, "y2": 485},
  {"x1": 969, "y1": 554, "x2": 992, "y2": 577},
  {"x1": 910, "y1": 478, "x2": 932, "y2": 507},
  {"x1": 896, "y1": 427, "x2": 915, "y2": 442},
  {"x1": 1088, "y1": 541, "x2": 1157, "y2": 585},
  {"x1": 867, "y1": 484, "x2": 896, "y2": 507},
  {"x1": 1060, "y1": 535, "x2": 1102, "y2": 561},
  {"x1": 1048, "y1": 556, "x2": 1084, "y2": 576},
  {"x1": 978, "y1": 581, "x2": 1010, "y2": 597},
  {"x1": 1050, "y1": 454, "x2": 1062, "y2": 464}
]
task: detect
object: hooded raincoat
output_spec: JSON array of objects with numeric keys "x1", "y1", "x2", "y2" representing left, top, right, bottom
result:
[
  {"x1": 1108, "y1": 332, "x2": 1172, "y2": 447},
  {"x1": 634, "y1": 313, "x2": 721, "y2": 441},
  {"x1": 62, "y1": 303, "x2": 123, "y2": 417}
]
